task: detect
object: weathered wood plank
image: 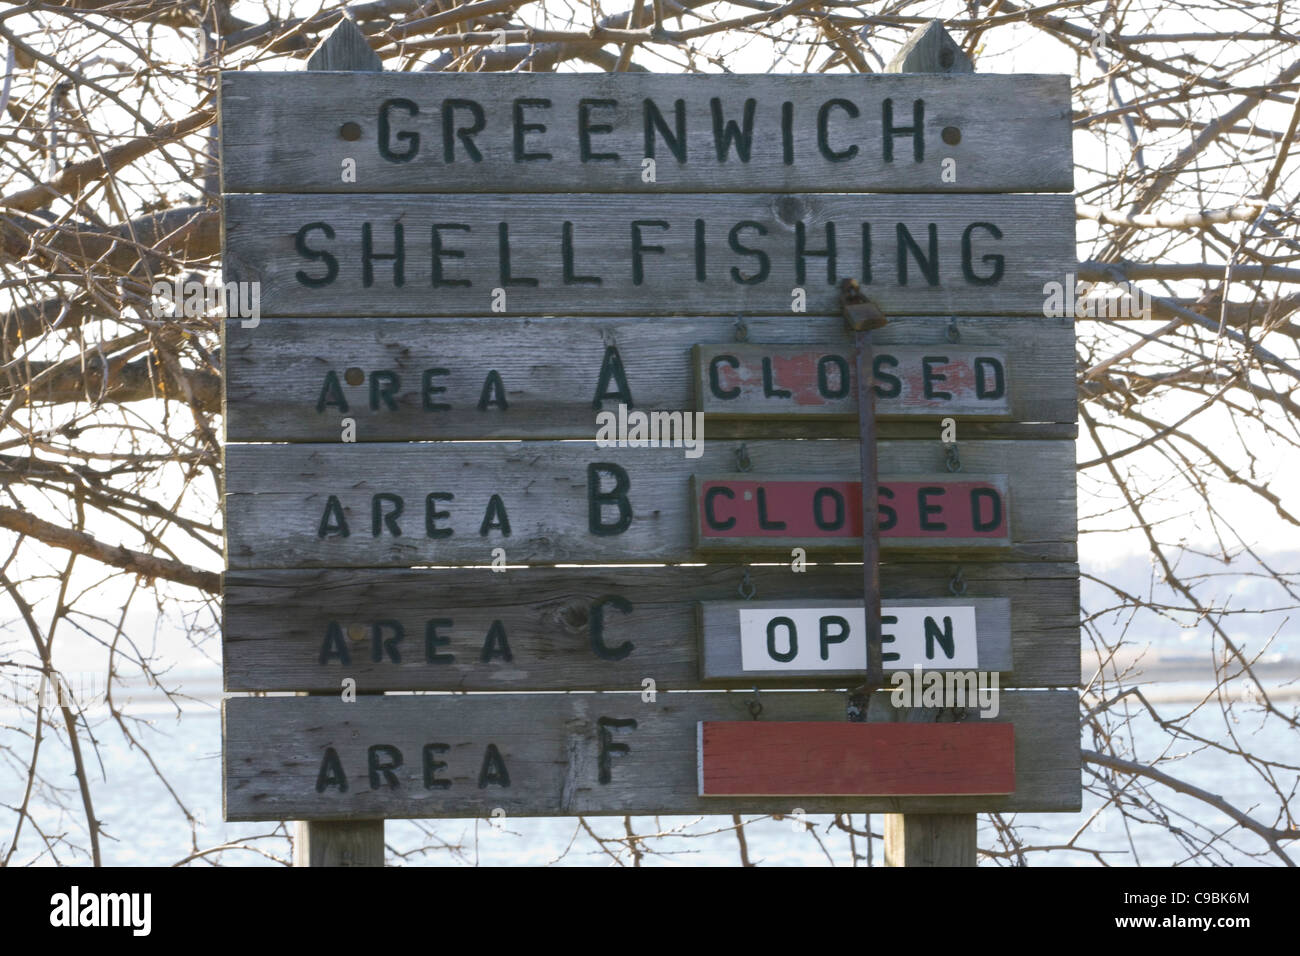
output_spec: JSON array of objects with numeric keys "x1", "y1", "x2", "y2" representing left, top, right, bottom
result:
[
  {"x1": 223, "y1": 439, "x2": 1077, "y2": 567},
  {"x1": 698, "y1": 722, "x2": 1015, "y2": 796},
  {"x1": 219, "y1": 72, "x2": 1072, "y2": 194},
  {"x1": 223, "y1": 315, "x2": 1076, "y2": 441},
  {"x1": 222, "y1": 564, "x2": 1079, "y2": 692},
  {"x1": 698, "y1": 597, "x2": 1012, "y2": 679},
  {"x1": 222, "y1": 193, "x2": 1075, "y2": 317},
  {"x1": 222, "y1": 689, "x2": 1080, "y2": 820}
]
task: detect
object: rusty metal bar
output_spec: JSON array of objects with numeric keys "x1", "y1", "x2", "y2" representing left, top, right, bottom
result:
[{"x1": 840, "y1": 278, "x2": 888, "y2": 690}]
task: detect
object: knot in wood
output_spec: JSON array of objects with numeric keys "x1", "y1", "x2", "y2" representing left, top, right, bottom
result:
[
  {"x1": 774, "y1": 195, "x2": 806, "y2": 226},
  {"x1": 561, "y1": 603, "x2": 589, "y2": 629}
]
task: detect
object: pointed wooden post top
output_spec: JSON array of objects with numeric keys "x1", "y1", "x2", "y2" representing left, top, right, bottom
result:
[
  {"x1": 885, "y1": 19, "x2": 974, "y2": 74},
  {"x1": 306, "y1": 17, "x2": 383, "y2": 72}
]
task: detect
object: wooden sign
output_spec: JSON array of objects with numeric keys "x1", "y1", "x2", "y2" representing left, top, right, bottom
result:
[
  {"x1": 697, "y1": 722, "x2": 1015, "y2": 797},
  {"x1": 223, "y1": 193, "x2": 1075, "y2": 317},
  {"x1": 223, "y1": 315, "x2": 1076, "y2": 441},
  {"x1": 223, "y1": 690, "x2": 1079, "y2": 820},
  {"x1": 695, "y1": 343, "x2": 1010, "y2": 418},
  {"x1": 219, "y1": 52, "x2": 1082, "y2": 834},
  {"x1": 223, "y1": 564, "x2": 1077, "y2": 692},
  {"x1": 697, "y1": 598, "x2": 1011, "y2": 679},
  {"x1": 224, "y1": 439, "x2": 1077, "y2": 568},
  {"x1": 220, "y1": 72, "x2": 1073, "y2": 194},
  {"x1": 693, "y1": 475, "x2": 1010, "y2": 551}
]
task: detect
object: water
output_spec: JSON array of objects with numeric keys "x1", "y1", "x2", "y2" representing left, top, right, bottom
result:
[
  {"x1": 5, "y1": 546, "x2": 1295, "y2": 866},
  {"x1": 3, "y1": 677, "x2": 1294, "y2": 867}
]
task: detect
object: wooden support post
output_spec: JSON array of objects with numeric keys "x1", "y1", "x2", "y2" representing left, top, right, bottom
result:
[
  {"x1": 294, "y1": 820, "x2": 386, "y2": 867},
  {"x1": 883, "y1": 814, "x2": 977, "y2": 867},
  {"x1": 885, "y1": 18, "x2": 975, "y2": 74},
  {"x1": 883, "y1": 20, "x2": 979, "y2": 868},
  {"x1": 291, "y1": 17, "x2": 386, "y2": 867},
  {"x1": 305, "y1": 16, "x2": 383, "y2": 71}
]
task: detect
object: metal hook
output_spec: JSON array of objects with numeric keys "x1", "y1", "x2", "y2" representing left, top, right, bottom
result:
[
  {"x1": 738, "y1": 569, "x2": 756, "y2": 600},
  {"x1": 945, "y1": 443, "x2": 962, "y2": 473},
  {"x1": 846, "y1": 693, "x2": 868, "y2": 723},
  {"x1": 735, "y1": 443, "x2": 752, "y2": 473},
  {"x1": 748, "y1": 686, "x2": 763, "y2": 720},
  {"x1": 946, "y1": 317, "x2": 961, "y2": 343},
  {"x1": 949, "y1": 566, "x2": 967, "y2": 597},
  {"x1": 734, "y1": 315, "x2": 749, "y2": 342}
]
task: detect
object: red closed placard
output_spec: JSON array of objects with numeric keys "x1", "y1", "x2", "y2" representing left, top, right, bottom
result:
[
  {"x1": 697, "y1": 479, "x2": 1007, "y2": 540},
  {"x1": 698, "y1": 721, "x2": 1015, "y2": 796}
]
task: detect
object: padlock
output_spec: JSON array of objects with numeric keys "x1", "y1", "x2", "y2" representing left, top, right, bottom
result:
[
  {"x1": 842, "y1": 299, "x2": 888, "y2": 332},
  {"x1": 838, "y1": 278, "x2": 888, "y2": 332}
]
